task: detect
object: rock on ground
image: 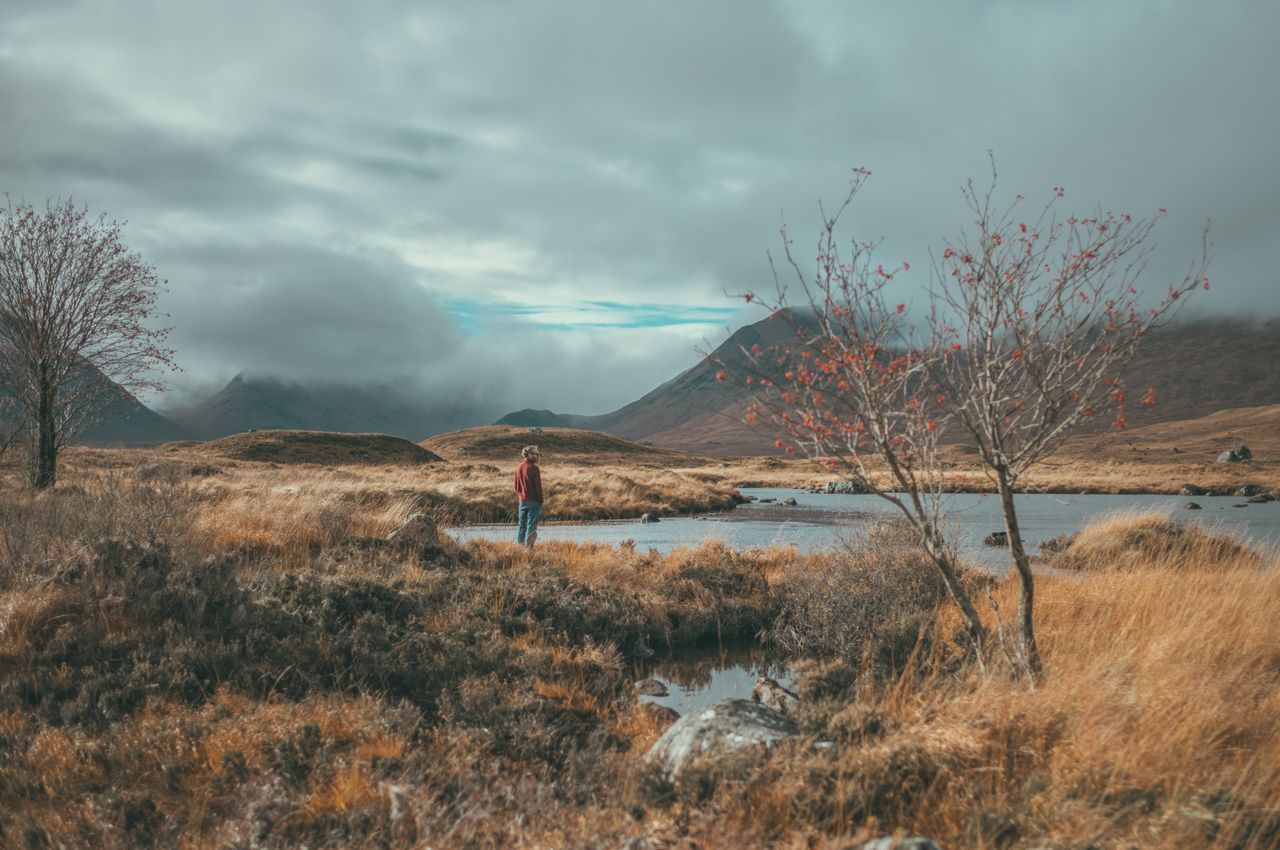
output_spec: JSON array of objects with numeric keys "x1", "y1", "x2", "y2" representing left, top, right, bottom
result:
[
  {"x1": 861, "y1": 838, "x2": 942, "y2": 850},
  {"x1": 644, "y1": 698, "x2": 798, "y2": 781},
  {"x1": 751, "y1": 676, "x2": 800, "y2": 715},
  {"x1": 387, "y1": 513, "x2": 440, "y2": 548}
]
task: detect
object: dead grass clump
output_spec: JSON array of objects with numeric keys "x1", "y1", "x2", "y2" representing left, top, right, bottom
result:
[
  {"x1": 1049, "y1": 509, "x2": 1262, "y2": 571},
  {"x1": 765, "y1": 519, "x2": 954, "y2": 671}
]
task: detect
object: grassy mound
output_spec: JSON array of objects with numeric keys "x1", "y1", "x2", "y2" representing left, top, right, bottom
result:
[
  {"x1": 1048, "y1": 510, "x2": 1261, "y2": 571},
  {"x1": 196, "y1": 430, "x2": 443, "y2": 465},
  {"x1": 422, "y1": 425, "x2": 685, "y2": 464}
]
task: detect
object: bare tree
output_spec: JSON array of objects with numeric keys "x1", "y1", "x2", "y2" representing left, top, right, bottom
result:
[
  {"x1": 0, "y1": 198, "x2": 176, "y2": 488},
  {"x1": 736, "y1": 168, "x2": 989, "y2": 654},
  {"x1": 924, "y1": 162, "x2": 1211, "y2": 679},
  {"x1": 738, "y1": 163, "x2": 1209, "y2": 681}
]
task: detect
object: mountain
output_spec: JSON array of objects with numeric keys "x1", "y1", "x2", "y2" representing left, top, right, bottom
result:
[
  {"x1": 167, "y1": 373, "x2": 489, "y2": 441},
  {"x1": 0, "y1": 364, "x2": 188, "y2": 447},
  {"x1": 79, "y1": 390, "x2": 188, "y2": 446},
  {"x1": 496, "y1": 315, "x2": 1280, "y2": 456}
]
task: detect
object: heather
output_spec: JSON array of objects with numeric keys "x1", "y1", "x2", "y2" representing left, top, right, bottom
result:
[{"x1": 0, "y1": 463, "x2": 1277, "y2": 849}]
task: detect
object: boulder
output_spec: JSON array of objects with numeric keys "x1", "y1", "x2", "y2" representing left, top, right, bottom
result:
[
  {"x1": 1183, "y1": 502, "x2": 1203, "y2": 510},
  {"x1": 1235, "y1": 485, "x2": 1266, "y2": 498},
  {"x1": 387, "y1": 513, "x2": 440, "y2": 548},
  {"x1": 1248, "y1": 493, "x2": 1275, "y2": 504},
  {"x1": 1233, "y1": 503, "x2": 1250, "y2": 508},
  {"x1": 644, "y1": 698, "x2": 798, "y2": 781},
  {"x1": 751, "y1": 676, "x2": 800, "y2": 715},
  {"x1": 861, "y1": 838, "x2": 942, "y2": 850},
  {"x1": 983, "y1": 531, "x2": 1009, "y2": 547},
  {"x1": 634, "y1": 678, "x2": 669, "y2": 698},
  {"x1": 782, "y1": 497, "x2": 798, "y2": 506},
  {"x1": 639, "y1": 513, "x2": 660, "y2": 523},
  {"x1": 1179, "y1": 484, "x2": 1208, "y2": 496},
  {"x1": 758, "y1": 498, "x2": 776, "y2": 503},
  {"x1": 1217, "y1": 445, "x2": 1253, "y2": 464}
]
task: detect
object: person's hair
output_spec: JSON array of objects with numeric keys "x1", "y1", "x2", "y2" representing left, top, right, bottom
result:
[{"x1": 522, "y1": 445, "x2": 539, "y2": 459}]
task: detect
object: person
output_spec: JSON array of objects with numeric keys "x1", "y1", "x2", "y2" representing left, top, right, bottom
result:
[{"x1": 514, "y1": 445, "x2": 543, "y2": 546}]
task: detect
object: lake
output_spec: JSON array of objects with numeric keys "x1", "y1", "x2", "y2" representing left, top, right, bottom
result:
[{"x1": 450, "y1": 488, "x2": 1280, "y2": 571}]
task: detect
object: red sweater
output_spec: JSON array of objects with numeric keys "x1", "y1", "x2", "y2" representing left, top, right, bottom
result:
[{"x1": 514, "y1": 460, "x2": 543, "y2": 503}]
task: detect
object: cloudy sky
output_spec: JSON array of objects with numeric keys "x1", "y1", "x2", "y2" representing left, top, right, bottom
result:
[{"x1": 1, "y1": 0, "x2": 1275, "y2": 415}]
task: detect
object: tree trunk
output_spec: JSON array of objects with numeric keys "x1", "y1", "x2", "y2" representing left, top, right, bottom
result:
[
  {"x1": 921, "y1": 527, "x2": 988, "y2": 652},
  {"x1": 995, "y1": 470, "x2": 1043, "y2": 682},
  {"x1": 33, "y1": 386, "x2": 57, "y2": 490}
]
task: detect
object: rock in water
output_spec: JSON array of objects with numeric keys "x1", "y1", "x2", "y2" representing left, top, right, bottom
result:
[
  {"x1": 639, "y1": 512, "x2": 660, "y2": 523},
  {"x1": 387, "y1": 513, "x2": 440, "y2": 548},
  {"x1": 1183, "y1": 501, "x2": 1203, "y2": 510},
  {"x1": 634, "y1": 678, "x2": 669, "y2": 697},
  {"x1": 782, "y1": 497, "x2": 798, "y2": 506},
  {"x1": 751, "y1": 676, "x2": 801, "y2": 714},
  {"x1": 983, "y1": 531, "x2": 1009, "y2": 547},
  {"x1": 644, "y1": 698, "x2": 798, "y2": 781}
]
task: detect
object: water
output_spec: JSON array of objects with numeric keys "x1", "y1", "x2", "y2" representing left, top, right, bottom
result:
[
  {"x1": 451, "y1": 488, "x2": 1280, "y2": 571},
  {"x1": 634, "y1": 644, "x2": 794, "y2": 716}
]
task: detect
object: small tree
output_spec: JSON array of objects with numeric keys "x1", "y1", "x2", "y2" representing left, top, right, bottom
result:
[
  {"x1": 739, "y1": 164, "x2": 1209, "y2": 680},
  {"x1": 0, "y1": 198, "x2": 176, "y2": 488},
  {"x1": 924, "y1": 163, "x2": 1210, "y2": 678},
  {"x1": 737, "y1": 168, "x2": 990, "y2": 654}
]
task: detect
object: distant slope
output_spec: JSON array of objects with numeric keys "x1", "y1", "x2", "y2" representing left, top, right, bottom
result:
[
  {"x1": 79, "y1": 391, "x2": 188, "y2": 446},
  {"x1": 168, "y1": 373, "x2": 487, "y2": 441},
  {"x1": 1067, "y1": 402, "x2": 1280, "y2": 462},
  {"x1": 195, "y1": 430, "x2": 443, "y2": 465},
  {"x1": 495, "y1": 315, "x2": 1280, "y2": 456},
  {"x1": 422, "y1": 425, "x2": 691, "y2": 464},
  {"x1": 494, "y1": 409, "x2": 590, "y2": 429},
  {"x1": 0, "y1": 363, "x2": 189, "y2": 446}
]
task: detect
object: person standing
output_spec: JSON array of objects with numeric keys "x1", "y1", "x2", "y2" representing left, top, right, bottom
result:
[{"x1": 514, "y1": 445, "x2": 543, "y2": 546}]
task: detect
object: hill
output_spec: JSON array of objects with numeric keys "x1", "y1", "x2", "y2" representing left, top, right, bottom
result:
[
  {"x1": 421, "y1": 425, "x2": 690, "y2": 464},
  {"x1": 167, "y1": 373, "x2": 488, "y2": 441},
  {"x1": 194, "y1": 430, "x2": 443, "y2": 465},
  {"x1": 1064, "y1": 402, "x2": 1280, "y2": 462},
  {"x1": 496, "y1": 315, "x2": 1280, "y2": 455}
]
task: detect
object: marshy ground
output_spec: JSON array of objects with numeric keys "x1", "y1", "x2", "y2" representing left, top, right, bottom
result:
[{"x1": 0, "y1": 435, "x2": 1278, "y2": 848}]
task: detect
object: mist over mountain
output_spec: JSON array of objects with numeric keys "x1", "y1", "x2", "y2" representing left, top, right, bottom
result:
[
  {"x1": 165, "y1": 373, "x2": 495, "y2": 442},
  {"x1": 498, "y1": 314, "x2": 1280, "y2": 455}
]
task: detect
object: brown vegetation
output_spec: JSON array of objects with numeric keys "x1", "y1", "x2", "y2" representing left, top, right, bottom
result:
[
  {"x1": 193, "y1": 429, "x2": 443, "y2": 465},
  {"x1": 0, "y1": 453, "x2": 1277, "y2": 848}
]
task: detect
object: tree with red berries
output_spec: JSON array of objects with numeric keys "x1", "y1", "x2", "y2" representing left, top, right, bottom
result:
[
  {"x1": 0, "y1": 198, "x2": 176, "y2": 489},
  {"x1": 742, "y1": 163, "x2": 1209, "y2": 680},
  {"x1": 923, "y1": 161, "x2": 1210, "y2": 678}
]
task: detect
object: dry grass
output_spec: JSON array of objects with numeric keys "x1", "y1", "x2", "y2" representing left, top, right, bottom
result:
[{"x1": 1, "y1": 451, "x2": 1278, "y2": 848}]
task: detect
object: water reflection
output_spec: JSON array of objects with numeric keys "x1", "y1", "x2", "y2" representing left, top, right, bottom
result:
[{"x1": 634, "y1": 642, "x2": 794, "y2": 717}]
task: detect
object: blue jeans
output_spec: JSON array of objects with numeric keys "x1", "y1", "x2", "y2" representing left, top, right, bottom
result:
[{"x1": 517, "y1": 500, "x2": 542, "y2": 545}]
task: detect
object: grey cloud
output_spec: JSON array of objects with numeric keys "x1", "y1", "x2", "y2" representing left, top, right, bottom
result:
[
  {"x1": 1, "y1": 0, "x2": 1277, "y2": 417},
  {"x1": 158, "y1": 242, "x2": 460, "y2": 386}
]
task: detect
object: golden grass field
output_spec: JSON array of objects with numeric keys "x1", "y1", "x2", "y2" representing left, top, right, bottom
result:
[{"x1": 0, "y1": 423, "x2": 1277, "y2": 848}]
